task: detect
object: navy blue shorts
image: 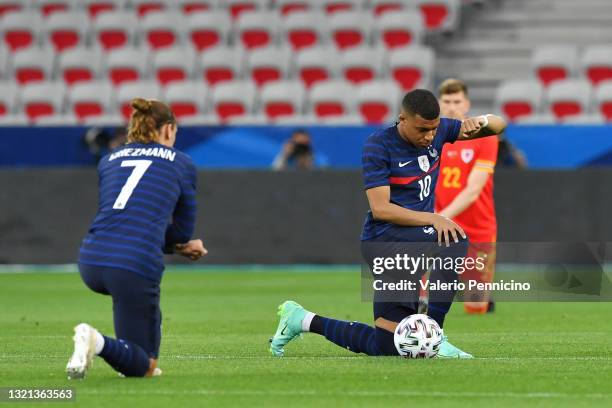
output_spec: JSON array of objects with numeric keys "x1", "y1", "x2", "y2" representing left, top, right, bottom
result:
[
  {"x1": 78, "y1": 264, "x2": 162, "y2": 359},
  {"x1": 362, "y1": 224, "x2": 469, "y2": 322}
]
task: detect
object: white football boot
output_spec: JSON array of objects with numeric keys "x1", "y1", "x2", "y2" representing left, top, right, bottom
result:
[{"x1": 66, "y1": 323, "x2": 97, "y2": 379}]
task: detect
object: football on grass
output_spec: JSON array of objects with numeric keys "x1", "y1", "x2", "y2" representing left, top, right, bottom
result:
[{"x1": 394, "y1": 314, "x2": 443, "y2": 358}]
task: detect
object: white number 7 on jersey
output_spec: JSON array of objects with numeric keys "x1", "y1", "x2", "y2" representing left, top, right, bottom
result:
[{"x1": 112, "y1": 160, "x2": 152, "y2": 210}]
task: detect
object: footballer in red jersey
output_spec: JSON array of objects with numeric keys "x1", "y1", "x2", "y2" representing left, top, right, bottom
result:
[{"x1": 435, "y1": 79, "x2": 498, "y2": 314}]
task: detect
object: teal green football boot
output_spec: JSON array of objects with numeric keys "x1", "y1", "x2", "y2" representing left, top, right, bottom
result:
[
  {"x1": 437, "y1": 334, "x2": 474, "y2": 359},
  {"x1": 269, "y1": 301, "x2": 307, "y2": 357}
]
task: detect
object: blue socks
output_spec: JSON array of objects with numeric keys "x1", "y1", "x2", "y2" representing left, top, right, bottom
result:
[{"x1": 99, "y1": 336, "x2": 151, "y2": 377}]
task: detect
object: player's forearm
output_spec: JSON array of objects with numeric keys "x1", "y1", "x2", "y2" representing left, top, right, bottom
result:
[
  {"x1": 371, "y1": 202, "x2": 436, "y2": 226},
  {"x1": 483, "y1": 115, "x2": 507, "y2": 135},
  {"x1": 438, "y1": 188, "x2": 480, "y2": 219}
]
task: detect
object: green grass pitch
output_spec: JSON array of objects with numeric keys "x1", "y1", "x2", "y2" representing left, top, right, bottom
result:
[{"x1": 1, "y1": 267, "x2": 612, "y2": 407}]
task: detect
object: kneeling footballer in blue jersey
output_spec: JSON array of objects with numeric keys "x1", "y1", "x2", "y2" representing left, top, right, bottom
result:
[
  {"x1": 270, "y1": 89, "x2": 506, "y2": 358},
  {"x1": 66, "y1": 98, "x2": 207, "y2": 379}
]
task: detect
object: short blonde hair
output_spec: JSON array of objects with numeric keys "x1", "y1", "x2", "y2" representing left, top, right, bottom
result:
[{"x1": 438, "y1": 78, "x2": 468, "y2": 97}]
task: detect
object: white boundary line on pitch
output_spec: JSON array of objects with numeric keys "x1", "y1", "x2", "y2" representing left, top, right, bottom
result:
[{"x1": 78, "y1": 389, "x2": 612, "y2": 399}]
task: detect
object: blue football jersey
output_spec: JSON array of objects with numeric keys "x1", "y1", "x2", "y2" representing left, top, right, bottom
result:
[
  {"x1": 78, "y1": 142, "x2": 197, "y2": 282},
  {"x1": 361, "y1": 118, "x2": 462, "y2": 240}
]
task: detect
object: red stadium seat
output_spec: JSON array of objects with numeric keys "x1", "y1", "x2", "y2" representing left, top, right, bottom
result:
[
  {"x1": 105, "y1": 46, "x2": 148, "y2": 85},
  {"x1": 416, "y1": 0, "x2": 459, "y2": 31},
  {"x1": 389, "y1": 46, "x2": 434, "y2": 91},
  {"x1": 21, "y1": 81, "x2": 66, "y2": 121},
  {"x1": 131, "y1": 0, "x2": 168, "y2": 17},
  {"x1": 582, "y1": 46, "x2": 612, "y2": 86},
  {"x1": 531, "y1": 46, "x2": 577, "y2": 87},
  {"x1": 320, "y1": 0, "x2": 364, "y2": 14},
  {"x1": 329, "y1": 10, "x2": 372, "y2": 50},
  {"x1": 117, "y1": 80, "x2": 162, "y2": 119},
  {"x1": 276, "y1": 0, "x2": 311, "y2": 15},
  {"x1": 198, "y1": 46, "x2": 244, "y2": 85},
  {"x1": 281, "y1": 10, "x2": 327, "y2": 50},
  {"x1": 187, "y1": 11, "x2": 230, "y2": 51},
  {"x1": 35, "y1": 0, "x2": 75, "y2": 17},
  {"x1": 494, "y1": 80, "x2": 543, "y2": 122},
  {"x1": 140, "y1": 11, "x2": 183, "y2": 50},
  {"x1": 546, "y1": 79, "x2": 592, "y2": 120},
  {"x1": 93, "y1": 10, "x2": 138, "y2": 51},
  {"x1": 246, "y1": 46, "x2": 290, "y2": 87},
  {"x1": 227, "y1": 0, "x2": 267, "y2": 19},
  {"x1": 68, "y1": 81, "x2": 115, "y2": 120},
  {"x1": 1, "y1": 11, "x2": 42, "y2": 51},
  {"x1": 595, "y1": 81, "x2": 612, "y2": 121},
  {"x1": 260, "y1": 80, "x2": 305, "y2": 120},
  {"x1": 178, "y1": 0, "x2": 220, "y2": 14},
  {"x1": 80, "y1": 1, "x2": 127, "y2": 18},
  {"x1": 236, "y1": 10, "x2": 278, "y2": 50},
  {"x1": 295, "y1": 45, "x2": 337, "y2": 88},
  {"x1": 58, "y1": 47, "x2": 102, "y2": 85},
  {"x1": 339, "y1": 46, "x2": 384, "y2": 84},
  {"x1": 211, "y1": 80, "x2": 257, "y2": 122},
  {"x1": 0, "y1": 81, "x2": 18, "y2": 116},
  {"x1": 44, "y1": 11, "x2": 88, "y2": 52},
  {"x1": 152, "y1": 47, "x2": 195, "y2": 85},
  {"x1": 309, "y1": 79, "x2": 354, "y2": 118},
  {"x1": 164, "y1": 81, "x2": 208, "y2": 119},
  {"x1": 374, "y1": 10, "x2": 423, "y2": 49},
  {"x1": 12, "y1": 47, "x2": 55, "y2": 85},
  {"x1": 369, "y1": 0, "x2": 407, "y2": 16},
  {"x1": 356, "y1": 80, "x2": 400, "y2": 123},
  {"x1": 0, "y1": 1, "x2": 23, "y2": 16}
]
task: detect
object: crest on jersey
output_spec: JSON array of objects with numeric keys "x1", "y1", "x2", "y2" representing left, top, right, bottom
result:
[
  {"x1": 461, "y1": 149, "x2": 474, "y2": 163},
  {"x1": 418, "y1": 155, "x2": 430, "y2": 172}
]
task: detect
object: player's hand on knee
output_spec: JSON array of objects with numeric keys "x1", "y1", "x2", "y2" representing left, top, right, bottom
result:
[
  {"x1": 175, "y1": 239, "x2": 208, "y2": 260},
  {"x1": 431, "y1": 214, "x2": 466, "y2": 247}
]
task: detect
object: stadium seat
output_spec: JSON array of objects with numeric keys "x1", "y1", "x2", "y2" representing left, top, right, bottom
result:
[
  {"x1": 177, "y1": 0, "x2": 221, "y2": 14},
  {"x1": 117, "y1": 80, "x2": 162, "y2": 119},
  {"x1": 416, "y1": 0, "x2": 459, "y2": 31},
  {"x1": 131, "y1": 0, "x2": 170, "y2": 17},
  {"x1": 531, "y1": 46, "x2": 578, "y2": 87},
  {"x1": 0, "y1": 113, "x2": 28, "y2": 125},
  {"x1": 58, "y1": 47, "x2": 102, "y2": 85},
  {"x1": 226, "y1": 0, "x2": 268, "y2": 19},
  {"x1": 339, "y1": 46, "x2": 385, "y2": 84},
  {"x1": 68, "y1": 81, "x2": 115, "y2": 120},
  {"x1": 581, "y1": 46, "x2": 612, "y2": 86},
  {"x1": 105, "y1": 46, "x2": 150, "y2": 85},
  {"x1": 82, "y1": 113, "x2": 125, "y2": 126},
  {"x1": 93, "y1": 10, "x2": 138, "y2": 51},
  {"x1": 226, "y1": 113, "x2": 268, "y2": 124},
  {"x1": 494, "y1": 79, "x2": 543, "y2": 122},
  {"x1": 320, "y1": 113, "x2": 364, "y2": 124},
  {"x1": 276, "y1": 0, "x2": 313, "y2": 16},
  {"x1": 198, "y1": 45, "x2": 244, "y2": 85},
  {"x1": 0, "y1": 81, "x2": 18, "y2": 115},
  {"x1": 12, "y1": 47, "x2": 55, "y2": 85},
  {"x1": 320, "y1": 0, "x2": 365, "y2": 14},
  {"x1": 0, "y1": 44, "x2": 8, "y2": 78},
  {"x1": 294, "y1": 45, "x2": 338, "y2": 88},
  {"x1": 0, "y1": 10, "x2": 42, "y2": 51},
  {"x1": 546, "y1": 79, "x2": 592, "y2": 120},
  {"x1": 281, "y1": 10, "x2": 328, "y2": 50},
  {"x1": 211, "y1": 79, "x2": 257, "y2": 121},
  {"x1": 152, "y1": 47, "x2": 196, "y2": 85},
  {"x1": 179, "y1": 113, "x2": 220, "y2": 125},
  {"x1": 34, "y1": 0, "x2": 76, "y2": 16},
  {"x1": 369, "y1": 0, "x2": 410, "y2": 16},
  {"x1": 34, "y1": 113, "x2": 79, "y2": 125},
  {"x1": 80, "y1": 0, "x2": 128, "y2": 18},
  {"x1": 246, "y1": 46, "x2": 291, "y2": 86},
  {"x1": 356, "y1": 80, "x2": 400, "y2": 123},
  {"x1": 140, "y1": 11, "x2": 184, "y2": 50},
  {"x1": 308, "y1": 79, "x2": 355, "y2": 118},
  {"x1": 235, "y1": 10, "x2": 279, "y2": 50},
  {"x1": 594, "y1": 81, "x2": 612, "y2": 121},
  {"x1": 0, "y1": 1, "x2": 24, "y2": 17},
  {"x1": 260, "y1": 80, "x2": 306, "y2": 120},
  {"x1": 20, "y1": 81, "x2": 66, "y2": 121},
  {"x1": 514, "y1": 113, "x2": 557, "y2": 125},
  {"x1": 273, "y1": 113, "x2": 317, "y2": 124},
  {"x1": 562, "y1": 113, "x2": 606, "y2": 125},
  {"x1": 186, "y1": 10, "x2": 231, "y2": 51},
  {"x1": 43, "y1": 11, "x2": 88, "y2": 52},
  {"x1": 163, "y1": 80, "x2": 208, "y2": 119},
  {"x1": 329, "y1": 10, "x2": 372, "y2": 50},
  {"x1": 388, "y1": 46, "x2": 434, "y2": 91},
  {"x1": 374, "y1": 10, "x2": 423, "y2": 49}
]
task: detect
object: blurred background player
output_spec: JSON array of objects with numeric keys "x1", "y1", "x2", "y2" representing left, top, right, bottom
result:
[
  {"x1": 434, "y1": 79, "x2": 498, "y2": 314},
  {"x1": 269, "y1": 90, "x2": 507, "y2": 359},
  {"x1": 66, "y1": 98, "x2": 207, "y2": 379},
  {"x1": 272, "y1": 129, "x2": 315, "y2": 170}
]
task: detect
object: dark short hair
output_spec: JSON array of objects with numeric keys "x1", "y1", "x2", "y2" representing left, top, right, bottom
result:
[{"x1": 401, "y1": 89, "x2": 440, "y2": 120}]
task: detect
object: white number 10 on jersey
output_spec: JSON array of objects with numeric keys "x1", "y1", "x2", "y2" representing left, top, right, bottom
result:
[
  {"x1": 112, "y1": 160, "x2": 152, "y2": 210},
  {"x1": 418, "y1": 175, "x2": 432, "y2": 201}
]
